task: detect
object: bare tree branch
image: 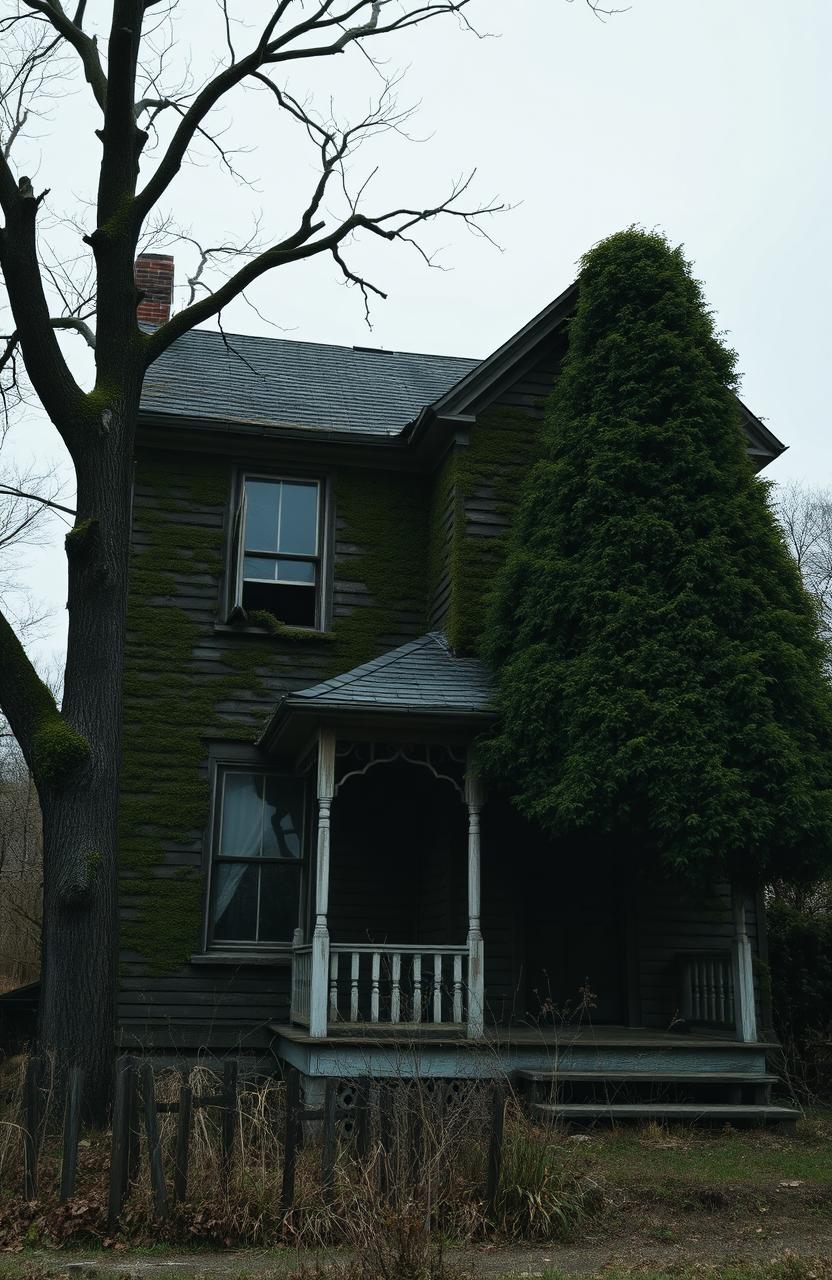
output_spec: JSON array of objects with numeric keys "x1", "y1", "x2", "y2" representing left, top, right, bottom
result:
[
  {"x1": 18, "y1": 0, "x2": 107, "y2": 110},
  {"x1": 134, "y1": 1, "x2": 475, "y2": 220},
  {"x1": 777, "y1": 480, "x2": 832, "y2": 662}
]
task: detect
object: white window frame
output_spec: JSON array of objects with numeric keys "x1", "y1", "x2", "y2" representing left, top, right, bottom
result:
[{"x1": 230, "y1": 472, "x2": 325, "y2": 629}]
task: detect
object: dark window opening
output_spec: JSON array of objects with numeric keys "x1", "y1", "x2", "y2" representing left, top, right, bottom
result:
[
  {"x1": 241, "y1": 580, "x2": 316, "y2": 627},
  {"x1": 209, "y1": 769, "x2": 305, "y2": 946}
]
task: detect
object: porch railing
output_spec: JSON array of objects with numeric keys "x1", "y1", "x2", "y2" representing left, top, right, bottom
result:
[
  {"x1": 291, "y1": 941, "x2": 470, "y2": 1032},
  {"x1": 679, "y1": 951, "x2": 735, "y2": 1028},
  {"x1": 328, "y1": 944, "x2": 469, "y2": 1026}
]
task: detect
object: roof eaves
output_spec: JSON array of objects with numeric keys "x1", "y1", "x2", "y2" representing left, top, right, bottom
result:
[
  {"x1": 255, "y1": 695, "x2": 493, "y2": 753},
  {"x1": 136, "y1": 409, "x2": 410, "y2": 450},
  {"x1": 736, "y1": 398, "x2": 787, "y2": 460},
  {"x1": 427, "y1": 280, "x2": 579, "y2": 421}
]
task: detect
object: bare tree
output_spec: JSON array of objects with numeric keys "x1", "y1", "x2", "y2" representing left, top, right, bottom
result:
[
  {"x1": 0, "y1": 0, "x2": 607, "y2": 1116},
  {"x1": 0, "y1": 445, "x2": 66, "y2": 995},
  {"x1": 0, "y1": 736, "x2": 42, "y2": 992},
  {"x1": 776, "y1": 480, "x2": 832, "y2": 649}
]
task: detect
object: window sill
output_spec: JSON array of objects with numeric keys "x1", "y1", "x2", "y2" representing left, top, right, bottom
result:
[
  {"x1": 190, "y1": 951, "x2": 293, "y2": 968},
  {"x1": 213, "y1": 622, "x2": 335, "y2": 642}
]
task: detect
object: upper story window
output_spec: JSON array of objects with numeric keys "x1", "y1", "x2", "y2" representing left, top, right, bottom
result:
[
  {"x1": 208, "y1": 768, "x2": 305, "y2": 947},
  {"x1": 232, "y1": 476, "x2": 322, "y2": 628}
]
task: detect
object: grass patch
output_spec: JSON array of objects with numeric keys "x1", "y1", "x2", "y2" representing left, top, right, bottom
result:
[{"x1": 567, "y1": 1111, "x2": 832, "y2": 1191}]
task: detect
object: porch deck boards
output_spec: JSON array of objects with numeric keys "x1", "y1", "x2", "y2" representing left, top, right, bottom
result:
[{"x1": 270, "y1": 1022, "x2": 777, "y2": 1051}]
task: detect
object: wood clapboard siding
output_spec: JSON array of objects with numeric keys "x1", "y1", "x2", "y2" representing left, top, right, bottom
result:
[
  {"x1": 118, "y1": 448, "x2": 433, "y2": 1052},
  {"x1": 637, "y1": 879, "x2": 760, "y2": 1028},
  {"x1": 429, "y1": 456, "x2": 458, "y2": 633},
  {"x1": 488, "y1": 353, "x2": 561, "y2": 417}
]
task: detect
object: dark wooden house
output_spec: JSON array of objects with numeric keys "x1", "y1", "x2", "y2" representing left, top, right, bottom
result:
[{"x1": 120, "y1": 255, "x2": 796, "y2": 1124}]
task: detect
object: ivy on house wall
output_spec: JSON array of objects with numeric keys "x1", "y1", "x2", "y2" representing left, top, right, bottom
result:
[
  {"x1": 329, "y1": 468, "x2": 430, "y2": 675},
  {"x1": 428, "y1": 409, "x2": 544, "y2": 655},
  {"x1": 120, "y1": 419, "x2": 545, "y2": 975},
  {"x1": 120, "y1": 456, "x2": 338, "y2": 975},
  {"x1": 120, "y1": 454, "x2": 431, "y2": 975}
]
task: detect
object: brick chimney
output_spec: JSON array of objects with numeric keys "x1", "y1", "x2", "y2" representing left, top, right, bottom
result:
[{"x1": 135, "y1": 253, "x2": 174, "y2": 328}]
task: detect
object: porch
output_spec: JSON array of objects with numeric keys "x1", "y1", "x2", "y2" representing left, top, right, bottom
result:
[
  {"x1": 260, "y1": 634, "x2": 762, "y2": 1055},
  {"x1": 268, "y1": 1020, "x2": 795, "y2": 1127}
]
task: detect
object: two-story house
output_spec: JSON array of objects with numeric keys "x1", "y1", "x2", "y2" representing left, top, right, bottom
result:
[{"x1": 121, "y1": 252, "x2": 795, "y2": 1125}]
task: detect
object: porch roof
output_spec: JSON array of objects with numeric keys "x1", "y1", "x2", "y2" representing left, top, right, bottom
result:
[{"x1": 259, "y1": 633, "x2": 495, "y2": 750}]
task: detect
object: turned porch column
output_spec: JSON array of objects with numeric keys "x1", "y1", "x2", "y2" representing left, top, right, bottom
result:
[
  {"x1": 465, "y1": 762, "x2": 484, "y2": 1039},
  {"x1": 310, "y1": 727, "x2": 336, "y2": 1038},
  {"x1": 731, "y1": 885, "x2": 758, "y2": 1044}
]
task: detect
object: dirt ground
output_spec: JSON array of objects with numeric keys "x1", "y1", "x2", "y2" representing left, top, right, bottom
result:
[{"x1": 5, "y1": 1204, "x2": 832, "y2": 1280}]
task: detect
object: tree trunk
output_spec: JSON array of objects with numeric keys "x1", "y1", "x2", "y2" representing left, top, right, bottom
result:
[{"x1": 36, "y1": 393, "x2": 137, "y2": 1123}]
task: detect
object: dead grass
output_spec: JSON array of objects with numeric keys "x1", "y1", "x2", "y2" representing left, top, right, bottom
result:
[
  {"x1": 0, "y1": 1066, "x2": 590, "y2": 1255},
  {"x1": 1, "y1": 1064, "x2": 831, "y2": 1260}
]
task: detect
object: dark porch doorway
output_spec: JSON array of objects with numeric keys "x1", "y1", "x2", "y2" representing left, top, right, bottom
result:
[
  {"x1": 522, "y1": 839, "x2": 628, "y2": 1025},
  {"x1": 327, "y1": 760, "x2": 467, "y2": 947}
]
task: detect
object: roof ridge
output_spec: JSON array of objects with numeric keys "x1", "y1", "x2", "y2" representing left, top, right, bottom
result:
[{"x1": 179, "y1": 327, "x2": 480, "y2": 365}]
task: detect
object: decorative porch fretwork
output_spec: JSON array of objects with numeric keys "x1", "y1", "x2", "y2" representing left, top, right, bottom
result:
[{"x1": 334, "y1": 741, "x2": 467, "y2": 796}]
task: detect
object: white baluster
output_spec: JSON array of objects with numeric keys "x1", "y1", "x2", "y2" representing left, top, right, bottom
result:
[
  {"x1": 350, "y1": 951, "x2": 360, "y2": 1022},
  {"x1": 453, "y1": 954, "x2": 463, "y2": 1023},
  {"x1": 716, "y1": 960, "x2": 726, "y2": 1024},
  {"x1": 391, "y1": 952, "x2": 401, "y2": 1024},
  {"x1": 432, "y1": 954, "x2": 442, "y2": 1023},
  {"x1": 371, "y1": 952, "x2": 380, "y2": 1023},
  {"x1": 413, "y1": 954, "x2": 422, "y2": 1023}
]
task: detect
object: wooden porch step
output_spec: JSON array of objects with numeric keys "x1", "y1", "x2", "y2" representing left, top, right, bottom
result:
[
  {"x1": 517, "y1": 1070, "x2": 780, "y2": 1086},
  {"x1": 531, "y1": 1101, "x2": 799, "y2": 1130},
  {"x1": 518, "y1": 1069, "x2": 780, "y2": 1107}
]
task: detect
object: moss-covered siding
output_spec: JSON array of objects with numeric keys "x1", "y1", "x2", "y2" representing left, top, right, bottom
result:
[
  {"x1": 119, "y1": 451, "x2": 432, "y2": 981},
  {"x1": 429, "y1": 409, "x2": 544, "y2": 654},
  {"x1": 119, "y1": 411, "x2": 542, "y2": 996}
]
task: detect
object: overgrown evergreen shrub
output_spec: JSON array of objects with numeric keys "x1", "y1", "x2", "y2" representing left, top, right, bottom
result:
[
  {"x1": 767, "y1": 900, "x2": 832, "y2": 1050},
  {"x1": 481, "y1": 228, "x2": 832, "y2": 884}
]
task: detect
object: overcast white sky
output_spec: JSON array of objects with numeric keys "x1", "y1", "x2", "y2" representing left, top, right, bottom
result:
[{"x1": 5, "y1": 0, "x2": 832, "y2": 669}]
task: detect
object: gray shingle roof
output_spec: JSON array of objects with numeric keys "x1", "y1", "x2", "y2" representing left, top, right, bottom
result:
[
  {"x1": 286, "y1": 633, "x2": 495, "y2": 714},
  {"x1": 140, "y1": 328, "x2": 479, "y2": 435}
]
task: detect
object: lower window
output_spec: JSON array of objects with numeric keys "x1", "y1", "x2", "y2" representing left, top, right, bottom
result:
[{"x1": 209, "y1": 769, "x2": 305, "y2": 946}]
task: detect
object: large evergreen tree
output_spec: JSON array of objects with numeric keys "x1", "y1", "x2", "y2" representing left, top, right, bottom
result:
[{"x1": 481, "y1": 229, "x2": 832, "y2": 885}]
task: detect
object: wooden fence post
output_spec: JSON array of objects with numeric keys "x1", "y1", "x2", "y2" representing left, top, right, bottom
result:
[
  {"x1": 22, "y1": 1055, "x2": 43, "y2": 1201},
  {"x1": 126, "y1": 1059, "x2": 141, "y2": 1189},
  {"x1": 107, "y1": 1056, "x2": 134, "y2": 1229},
  {"x1": 221, "y1": 1059, "x2": 238, "y2": 1180},
  {"x1": 484, "y1": 1082, "x2": 505, "y2": 1221},
  {"x1": 58, "y1": 1066, "x2": 84, "y2": 1204},
  {"x1": 320, "y1": 1078, "x2": 338, "y2": 1201},
  {"x1": 280, "y1": 1067, "x2": 301, "y2": 1218},
  {"x1": 173, "y1": 1081, "x2": 193, "y2": 1205},
  {"x1": 140, "y1": 1062, "x2": 167, "y2": 1221}
]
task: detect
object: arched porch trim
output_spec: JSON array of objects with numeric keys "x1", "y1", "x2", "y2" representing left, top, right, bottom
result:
[{"x1": 292, "y1": 726, "x2": 484, "y2": 1040}]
